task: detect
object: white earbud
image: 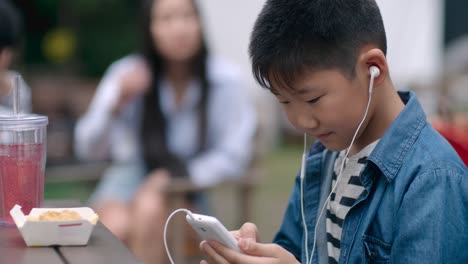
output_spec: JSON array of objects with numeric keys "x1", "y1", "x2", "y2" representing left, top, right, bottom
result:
[
  {"x1": 368, "y1": 66, "x2": 380, "y2": 93},
  {"x1": 369, "y1": 65, "x2": 380, "y2": 78}
]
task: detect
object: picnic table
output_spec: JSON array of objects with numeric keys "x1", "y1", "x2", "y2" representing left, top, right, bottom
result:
[{"x1": 0, "y1": 200, "x2": 142, "y2": 264}]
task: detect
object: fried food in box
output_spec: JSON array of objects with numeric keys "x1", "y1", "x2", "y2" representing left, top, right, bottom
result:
[{"x1": 28, "y1": 210, "x2": 82, "y2": 221}]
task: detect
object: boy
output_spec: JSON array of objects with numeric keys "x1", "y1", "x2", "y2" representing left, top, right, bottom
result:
[{"x1": 200, "y1": 0, "x2": 467, "y2": 263}]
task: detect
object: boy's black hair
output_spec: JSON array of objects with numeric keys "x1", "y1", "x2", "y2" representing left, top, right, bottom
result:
[
  {"x1": 0, "y1": 1, "x2": 21, "y2": 50},
  {"x1": 249, "y1": 0, "x2": 387, "y2": 91}
]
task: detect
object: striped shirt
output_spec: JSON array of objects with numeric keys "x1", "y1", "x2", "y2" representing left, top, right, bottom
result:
[{"x1": 326, "y1": 140, "x2": 379, "y2": 263}]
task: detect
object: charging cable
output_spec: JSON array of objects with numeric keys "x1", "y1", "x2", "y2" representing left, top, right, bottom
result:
[{"x1": 163, "y1": 208, "x2": 194, "y2": 264}]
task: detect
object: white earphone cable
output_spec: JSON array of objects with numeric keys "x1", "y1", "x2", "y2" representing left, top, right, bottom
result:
[
  {"x1": 307, "y1": 72, "x2": 376, "y2": 264},
  {"x1": 300, "y1": 133, "x2": 310, "y2": 264},
  {"x1": 163, "y1": 208, "x2": 194, "y2": 264}
]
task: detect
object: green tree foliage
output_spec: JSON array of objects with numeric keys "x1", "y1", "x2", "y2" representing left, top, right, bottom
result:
[{"x1": 13, "y1": 0, "x2": 140, "y2": 76}]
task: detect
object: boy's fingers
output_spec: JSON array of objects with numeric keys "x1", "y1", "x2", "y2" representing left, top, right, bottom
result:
[
  {"x1": 238, "y1": 239, "x2": 280, "y2": 258},
  {"x1": 230, "y1": 222, "x2": 258, "y2": 241},
  {"x1": 201, "y1": 241, "x2": 230, "y2": 264},
  {"x1": 230, "y1": 230, "x2": 242, "y2": 240},
  {"x1": 239, "y1": 222, "x2": 259, "y2": 241},
  {"x1": 208, "y1": 241, "x2": 253, "y2": 263}
]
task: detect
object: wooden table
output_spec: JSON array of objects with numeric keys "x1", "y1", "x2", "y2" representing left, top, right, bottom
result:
[{"x1": 0, "y1": 200, "x2": 142, "y2": 264}]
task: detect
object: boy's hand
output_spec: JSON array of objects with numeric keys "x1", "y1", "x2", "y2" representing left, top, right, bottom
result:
[
  {"x1": 199, "y1": 223, "x2": 299, "y2": 264},
  {"x1": 229, "y1": 222, "x2": 260, "y2": 242},
  {"x1": 200, "y1": 239, "x2": 299, "y2": 264}
]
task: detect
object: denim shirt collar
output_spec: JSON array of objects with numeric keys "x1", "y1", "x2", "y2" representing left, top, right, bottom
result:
[{"x1": 367, "y1": 91, "x2": 427, "y2": 183}]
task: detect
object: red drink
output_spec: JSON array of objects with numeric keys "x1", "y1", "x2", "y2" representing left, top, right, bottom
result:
[{"x1": 0, "y1": 143, "x2": 44, "y2": 225}]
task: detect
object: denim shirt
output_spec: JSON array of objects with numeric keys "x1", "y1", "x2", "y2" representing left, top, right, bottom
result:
[{"x1": 273, "y1": 91, "x2": 468, "y2": 263}]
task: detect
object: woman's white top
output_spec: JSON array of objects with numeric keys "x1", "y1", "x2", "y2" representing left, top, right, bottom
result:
[
  {"x1": 0, "y1": 71, "x2": 32, "y2": 114},
  {"x1": 75, "y1": 55, "x2": 257, "y2": 187}
]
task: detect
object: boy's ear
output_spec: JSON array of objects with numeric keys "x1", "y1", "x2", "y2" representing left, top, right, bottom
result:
[{"x1": 357, "y1": 47, "x2": 387, "y2": 85}]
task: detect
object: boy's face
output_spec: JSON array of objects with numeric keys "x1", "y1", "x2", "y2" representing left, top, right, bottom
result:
[{"x1": 272, "y1": 68, "x2": 371, "y2": 151}]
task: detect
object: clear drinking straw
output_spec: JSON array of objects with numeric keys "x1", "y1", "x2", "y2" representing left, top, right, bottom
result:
[{"x1": 12, "y1": 73, "x2": 20, "y2": 115}]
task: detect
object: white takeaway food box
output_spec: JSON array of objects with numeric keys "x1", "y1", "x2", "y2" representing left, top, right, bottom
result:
[{"x1": 9, "y1": 204, "x2": 99, "y2": 246}]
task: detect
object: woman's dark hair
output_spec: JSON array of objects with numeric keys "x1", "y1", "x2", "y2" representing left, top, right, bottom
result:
[
  {"x1": 249, "y1": 0, "x2": 387, "y2": 92},
  {"x1": 0, "y1": 1, "x2": 21, "y2": 50},
  {"x1": 140, "y1": 0, "x2": 210, "y2": 177}
]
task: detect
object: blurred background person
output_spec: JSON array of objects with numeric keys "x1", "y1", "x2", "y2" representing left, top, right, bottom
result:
[
  {"x1": 74, "y1": 0, "x2": 256, "y2": 262},
  {"x1": 0, "y1": 0, "x2": 31, "y2": 114}
]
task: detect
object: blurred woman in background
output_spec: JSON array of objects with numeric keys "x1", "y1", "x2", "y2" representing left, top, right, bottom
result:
[
  {"x1": 74, "y1": 0, "x2": 256, "y2": 262},
  {"x1": 0, "y1": 0, "x2": 31, "y2": 114}
]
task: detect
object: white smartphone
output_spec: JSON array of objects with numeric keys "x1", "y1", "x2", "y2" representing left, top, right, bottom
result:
[{"x1": 186, "y1": 213, "x2": 240, "y2": 252}]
